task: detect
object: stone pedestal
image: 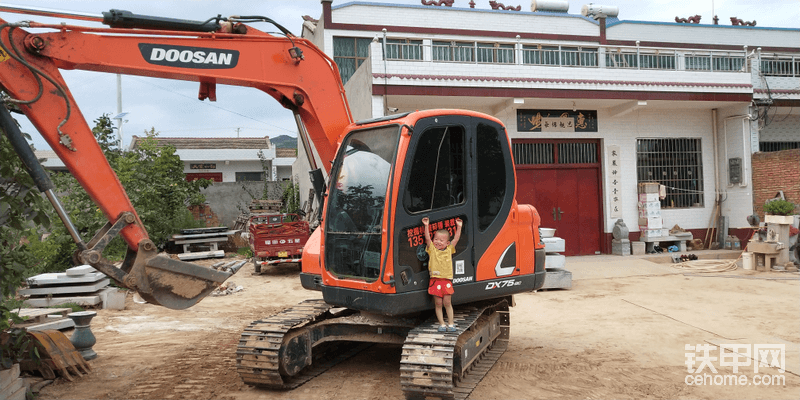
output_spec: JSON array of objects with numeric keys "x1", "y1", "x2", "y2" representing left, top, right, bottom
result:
[
  {"x1": 612, "y1": 239, "x2": 631, "y2": 256},
  {"x1": 68, "y1": 311, "x2": 98, "y2": 360}
]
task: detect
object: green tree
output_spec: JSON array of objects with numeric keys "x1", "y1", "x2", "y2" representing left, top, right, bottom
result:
[
  {"x1": 0, "y1": 121, "x2": 51, "y2": 331},
  {"x1": 34, "y1": 121, "x2": 210, "y2": 272}
]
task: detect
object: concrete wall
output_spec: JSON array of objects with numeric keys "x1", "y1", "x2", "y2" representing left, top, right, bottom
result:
[
  {"x1": 345, "y1": 48, "x2": 375, "y2": 121},
  {"x1": 752, "y1": 149, "x2": 800, "y2": 218},
  {"x1": 200, "y1": 181, "x2": 285, "y2": 229}
]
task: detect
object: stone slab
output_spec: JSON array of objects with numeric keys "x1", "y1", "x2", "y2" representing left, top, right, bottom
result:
[
  {"x1": 23, "y1": 293, "x2": 102, "y2": 308},
  {"x1": 0, "y1": 364, "x2": 20, "y2": 390},
  {"x1": 27, "y1": 272, "x2": 106, "y2": 286},
  {"x1": 1, "y1": 379, "x2": 24, "y2": 400},
  {"x1": 177, "y1": 250, "x2": 225, "y2": 260},
  {"x1": 66, "y1": 264, "x2": 97, "y2": 276},
  {"x1": 171, "y1": 230, "x2": 236, "y2": 240},
  {"x1": 8, "y1": 386, "x2": 26, "y2": 400},
  {"x1": 541, "y1": 269, "x2": 572, "y2": 290},
  {"x1": 19, "y1": 279, "x2": 109, "y2": 296},
  {"x1": 25, "y1": 318, "x2": 75, "y2": 332},
  {"x1": 11, "y1": 308, "x2": 71, "y2": 324}
]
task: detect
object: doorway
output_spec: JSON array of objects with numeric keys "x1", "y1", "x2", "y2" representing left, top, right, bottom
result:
[{"x1": 513, "y1": 140, "x2": 602, "y2": 256}]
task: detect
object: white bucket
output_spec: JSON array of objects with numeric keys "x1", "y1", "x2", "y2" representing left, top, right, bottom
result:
[{"x1": 742, "y1": 252, "x2": 754, "y2": 270}]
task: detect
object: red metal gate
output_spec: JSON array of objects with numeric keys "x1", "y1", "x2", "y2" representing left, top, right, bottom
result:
[{"x1": 513, "y1": 139, "x2": 603, "y2": 256}]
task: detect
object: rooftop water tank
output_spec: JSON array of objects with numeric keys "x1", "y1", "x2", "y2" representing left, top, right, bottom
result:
[
  {"x1": 530, "y1": 0, "x2": 570, "y2": 13},
  {"x1": 581, "y1": 4, "x2": 620, "y2": 19}
]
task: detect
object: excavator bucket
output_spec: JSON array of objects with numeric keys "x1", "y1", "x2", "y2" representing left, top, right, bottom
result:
[
  {"x1": 136, "y1": 255, "x2": 231, "y2": 310},
  {"x1": 22, "y1": 330, "x2": 91, "y2": 382}
]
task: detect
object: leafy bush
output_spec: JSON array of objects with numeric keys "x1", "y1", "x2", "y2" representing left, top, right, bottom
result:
[
  {"x1": 764, "y1": 199, "x2": 797, "y2": 215},
  {"x1": 39, "y1": 121, "x2": 210, "y2": 271},
  {"x1": 0, "y1": 123, "x2": 51, "y2": 331}
]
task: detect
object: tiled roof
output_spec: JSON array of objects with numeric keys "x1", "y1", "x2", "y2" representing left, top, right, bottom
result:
[
  {"x1": 129, "y1": 136, "x2": 271, "y2": 150},
  {"x1": 276, "y1": 148, "x2": 297, "y2": 158}
]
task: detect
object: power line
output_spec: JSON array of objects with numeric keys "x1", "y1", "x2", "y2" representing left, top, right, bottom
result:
[{"x1": 128, "y1": 76, "x2": 298, "y2": 134}]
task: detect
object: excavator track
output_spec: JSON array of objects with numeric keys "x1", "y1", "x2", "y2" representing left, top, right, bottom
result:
[
  {"x1": 400, "y1": 299, "x2": 510, "y2": 399},
  {"x1": 235, "y1": 299, "x2": 369, "y2": 389}
]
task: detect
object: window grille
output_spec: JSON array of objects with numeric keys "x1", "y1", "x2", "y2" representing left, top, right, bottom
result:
[
  {"x1": 333, "y1": 36, "x2": 372, "y2": 84},
  {"x1": 760, "y1": 142, "x2": 800, "y2": 152},
  {"x1": 636, "y1": 138, "x2": 704, "y2": 208},
  {"x1": 558, "y1": 142, "x2": 598, "y2": 164},
  {"x1": 513, "y1": 142, "x2": 597, "y2": 165}
]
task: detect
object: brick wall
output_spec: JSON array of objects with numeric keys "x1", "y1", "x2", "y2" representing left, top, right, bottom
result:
[{"x1": 752, "y1": 149, "x2": 800, "y2": 219}]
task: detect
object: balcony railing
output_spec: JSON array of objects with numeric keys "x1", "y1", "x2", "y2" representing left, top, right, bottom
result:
[
  {"x1": 760, "y1": 56, "x2": 799, "y2": 76},
  {"x1": 381, "y1": 40, "x2": 799, "y2": 77}
]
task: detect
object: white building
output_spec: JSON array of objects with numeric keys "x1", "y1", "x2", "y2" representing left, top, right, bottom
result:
[
  {"x1": 128, "y1": 136, "x2": 294, "y2": 183},
  {"x1": 295, "y1": 0, "x2": 799, "y2": 255}
]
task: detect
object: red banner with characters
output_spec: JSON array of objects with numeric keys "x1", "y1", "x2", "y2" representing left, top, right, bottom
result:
[{"x1": 404, "y1": 217, "x2": 462, "y2": 248}]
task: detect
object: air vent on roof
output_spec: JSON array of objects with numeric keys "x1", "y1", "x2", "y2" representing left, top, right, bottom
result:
[
  {"x1": 581, "y1": 4, "x2": 619, "y2": 19},
  {"x1": 530, "y1": 0, "x2": 569, "y2": 13}
]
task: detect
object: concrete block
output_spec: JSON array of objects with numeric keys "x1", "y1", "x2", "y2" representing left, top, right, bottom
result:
[
  {"x1": 631, "y1": 241, "x2": 646, "y2": 255},
  {"x1": 545, "y1": 254, "x2": 566, "y2": 269},
  {"x1": 102, "y1": 288, "x2": 127, "y2": 310},
  {"x1": 542, "y1": 237, "x2": 565, "y2": 253},
  {"x1": 177, "y1": 250, "x2": 225, "y2": 260},
  {"x1": 7, "y1": 386, "x2": 26, "y2": 400},
  {"x1": 542, "y1": 269, "x2": 571, "y2": 290}
]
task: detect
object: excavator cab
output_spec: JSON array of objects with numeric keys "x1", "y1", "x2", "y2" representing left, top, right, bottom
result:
[{"x1": 305, "y1": 110, "x2": 546, "y2": 316}]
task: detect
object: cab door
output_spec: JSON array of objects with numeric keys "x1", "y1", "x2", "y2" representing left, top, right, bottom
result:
[{"x1": 393, "y1": 115, "x2": 474, "y2": 295}]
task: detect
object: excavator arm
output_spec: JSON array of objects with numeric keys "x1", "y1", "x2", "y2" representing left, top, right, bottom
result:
[{"x1": 0, "y1": 8, "x2": 352, "y2": 309}]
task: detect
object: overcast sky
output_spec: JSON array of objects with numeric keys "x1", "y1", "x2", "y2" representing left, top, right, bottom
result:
[{"x1": 0, "y1": 0, "x2": 797, "y2": 151}]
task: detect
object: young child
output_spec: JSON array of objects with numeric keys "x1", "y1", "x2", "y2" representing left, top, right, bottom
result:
[{"x1": 422, "y1": 216, "x2": 463, "y2": 333}]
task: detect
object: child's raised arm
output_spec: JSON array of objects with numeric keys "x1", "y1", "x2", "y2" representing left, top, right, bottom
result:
[
  {"x1": 422, "y1": 217, "x2": 432, "y2": 246},
  {"x1": 450, "y1": 218, "x2": 463, "y2": 248}
]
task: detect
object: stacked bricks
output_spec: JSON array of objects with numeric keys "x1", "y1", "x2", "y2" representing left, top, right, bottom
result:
[
  {"x1": 188, "y1": 204, "x2": 221, "y2": 227},
  {"x1": 752, "y1": 149, "x2": 800, "y2": 219}
]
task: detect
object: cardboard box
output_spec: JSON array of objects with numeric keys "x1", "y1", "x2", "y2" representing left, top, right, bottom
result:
[
  {"x1": 638, "y1": 208, "x2": 661, "y2": 218},
  {"x1": 640, "y1": 229, "x2": 667, "y2": 238},
  {"x1": 638, "y1": 217, "x2": 663, "y2": 229},
  {"x1": 638, "y1": 182, "x2": 660, "y2": 194},
  {"x1": 638, "y1": 193, "x2": 660, "y2": 203},
  {"x1": 638, "y1": 200, "x2": 661, "y2": 210}
]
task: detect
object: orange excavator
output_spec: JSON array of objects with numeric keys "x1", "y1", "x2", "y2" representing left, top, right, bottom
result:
[{"x1": 0, "y1": 6, "x2": 545, "y2": 398}]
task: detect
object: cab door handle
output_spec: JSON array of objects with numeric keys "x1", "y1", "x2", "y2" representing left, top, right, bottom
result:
[{"x1": 557, "y1": 207, "x2": 564, "y2": 220}]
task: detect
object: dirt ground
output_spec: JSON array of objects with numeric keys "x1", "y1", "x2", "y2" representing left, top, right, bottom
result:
[{"x1": 33, "y1": 254, "x2": 799, "y2": 400}]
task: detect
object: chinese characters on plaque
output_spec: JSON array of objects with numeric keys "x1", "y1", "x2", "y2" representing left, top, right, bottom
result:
[
  {"x1": 517, "y1": 109, "x2": 598, "y2": 132},
  {"x1": 608, "y1": 145, "x2": 622, "y2": 218}
]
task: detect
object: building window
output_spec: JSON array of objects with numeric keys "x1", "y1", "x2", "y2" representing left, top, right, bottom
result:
[
  {"x1": 385, "y1": 39, "x2": 422, "y2": 61},
  {"x1": 636, "y1": 138, "x2": 704, "y2": 208},
  {"x1": 235, "y1": 172, "x2": 264, "y2": 182},
  {"x1": 760, "y1": 142, "x2": 800, "y2": 152},
  {"x1": 432, "y1": 41, "x2": 474, "y2": 62},
  {"x1": 333, "y1": 36, "x2": 372, "y2": 84},
  {"x1": 477, "y1": 43, "x2": 514, "y2": 64}
]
